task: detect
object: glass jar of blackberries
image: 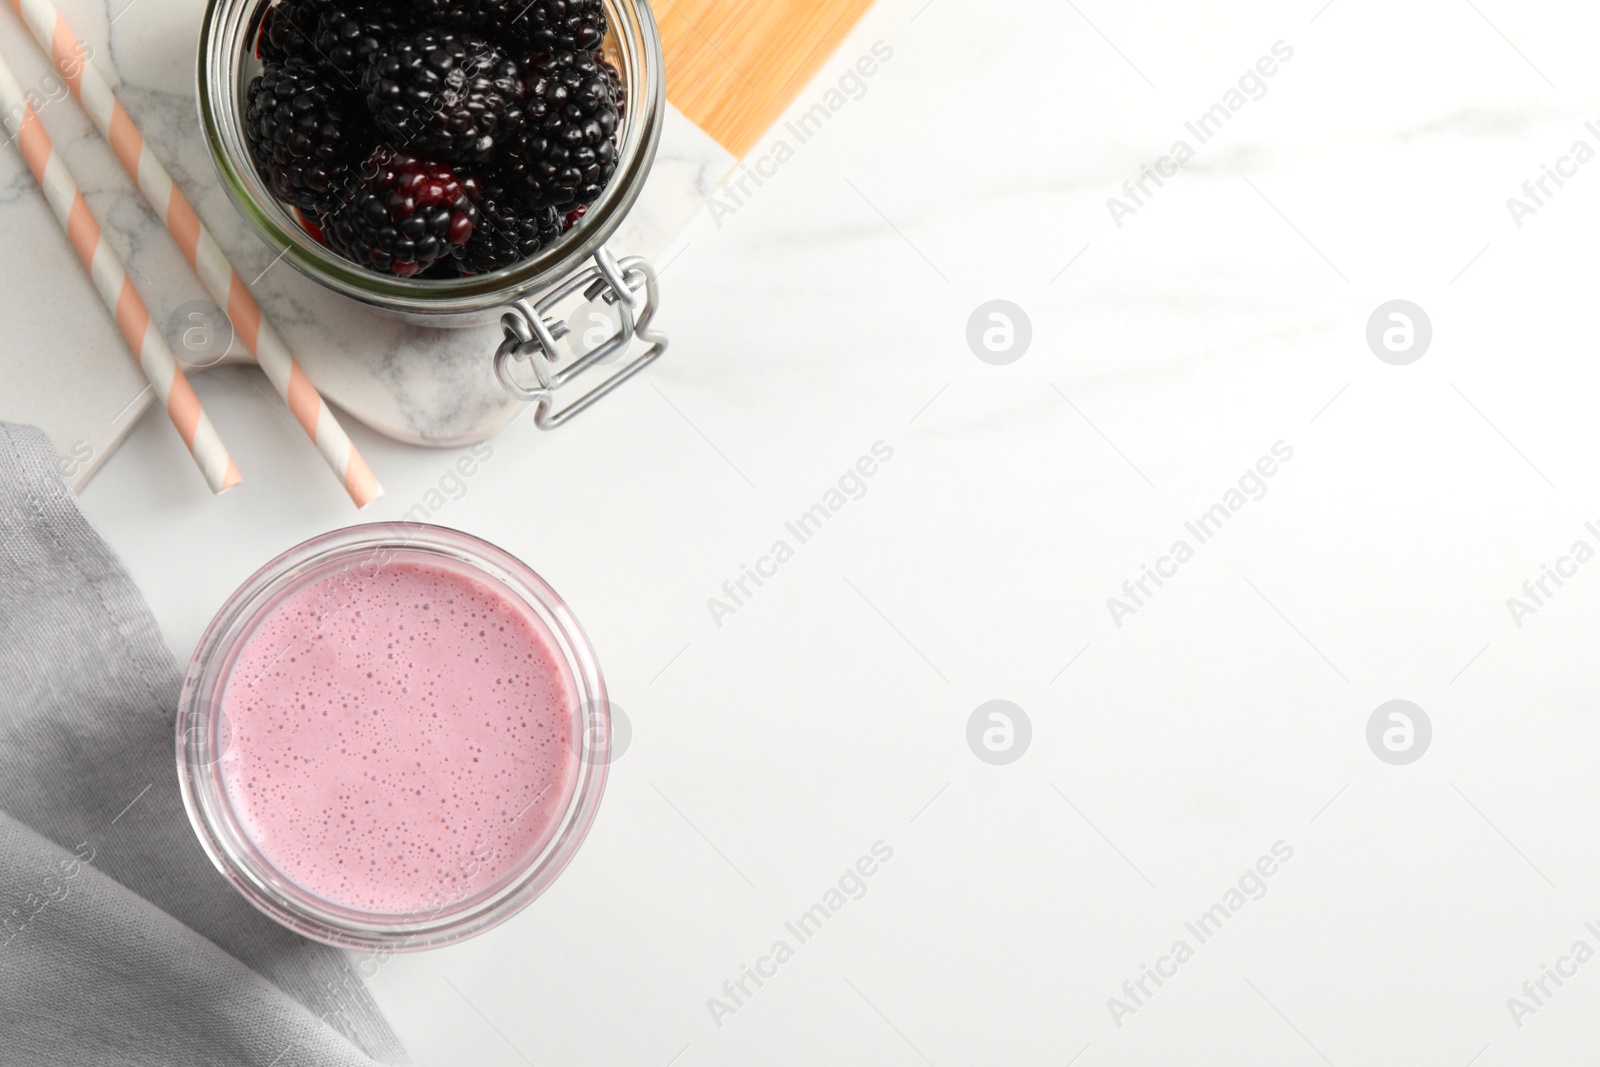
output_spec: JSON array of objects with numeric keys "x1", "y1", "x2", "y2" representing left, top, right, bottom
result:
[{"x1": 198, "y1": 0, "x2": 667, "y2": 425}]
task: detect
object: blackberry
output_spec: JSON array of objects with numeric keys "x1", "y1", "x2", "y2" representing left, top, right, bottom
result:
[
  {"x1": 459, "y1": 176, "x2": 561, "y2": 273},
  {"x1": 362, "y1": 29, "x2": 525, "y2": 165},
  {"x1": 504, "y1": 48, "x2": 619, "y2": 208},
  {"x1": 419, "y1": 0, "x2": 510, "y2": 34},
  {"x1": 506, "y1": 0, "x2": 607, "y2": 53},
  {"x1": 322, "y1": 148, "x2": 478, "y2": 277},
  {"x1": 245, "y1": 56, "x2": 368, "y2": 216},
  {"x1": 312, "y1": 0, "x2": 413, "y2": 80},
  {"x1": 599, "y1": 53, "x2": 624, "y2": 115},
  {"x1": 257, "y1": 0, "x2": 329, "y2": 64}
]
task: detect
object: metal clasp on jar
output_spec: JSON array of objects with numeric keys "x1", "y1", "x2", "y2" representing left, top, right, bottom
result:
[{"x1": 493, "y1": 246, "x2": 668, "y2": 428}]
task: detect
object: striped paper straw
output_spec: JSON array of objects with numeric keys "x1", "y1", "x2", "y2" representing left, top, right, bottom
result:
[
  {"x1": 8, "y1": 0, "x2": 383, "y2": 508},
  {"x1": 0, "y1": 52, "x2": 241, "y2": 493}
]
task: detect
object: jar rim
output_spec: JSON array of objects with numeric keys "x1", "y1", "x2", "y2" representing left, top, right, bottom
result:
[
  {"x1": 176, "y1": 523, "x2": 610, "y2": 950},
  {"x1": 196, "y1": 0, "x2": 665, "y2": 317}
]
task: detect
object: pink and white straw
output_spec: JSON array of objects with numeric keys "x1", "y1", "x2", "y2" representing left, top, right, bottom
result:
[
  {"x1": 7, "y1": 0, "x2": 383, "y2": 508},
  {"x1": 0, "y1": 53, "x2": 241, "y2": 493}
]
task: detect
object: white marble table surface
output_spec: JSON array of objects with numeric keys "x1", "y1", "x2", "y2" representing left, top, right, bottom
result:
[{"x1": 35, "y1": 0, "x2": 1600, "y2": 1062}]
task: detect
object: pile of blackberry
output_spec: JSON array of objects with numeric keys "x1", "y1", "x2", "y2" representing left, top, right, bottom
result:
[{"x1": 245, "y1": 0, "x2": 621, "y2": 278}]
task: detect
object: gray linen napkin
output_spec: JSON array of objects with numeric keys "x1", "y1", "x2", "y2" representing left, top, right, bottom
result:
[{"x1": 0, "y1": 423, "x2": 408, "y2": 1066}]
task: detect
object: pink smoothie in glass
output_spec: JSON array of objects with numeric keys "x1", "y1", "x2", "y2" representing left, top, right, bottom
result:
[{"x1": 218, "y1": 557, "x2": 579, "y2": 914}]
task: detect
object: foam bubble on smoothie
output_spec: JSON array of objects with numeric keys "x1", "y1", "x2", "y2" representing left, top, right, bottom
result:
[{"x1": 219, "y1": 557, "x2": 578, "y2": 915}]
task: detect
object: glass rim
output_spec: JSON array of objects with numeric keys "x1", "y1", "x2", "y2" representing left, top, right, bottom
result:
[
  {"x1": 195, "y1": 0, "x2": 665, "y2": 318},
  {"x1": 176, "y1": 522, "x2": 610, "y2": 951}
]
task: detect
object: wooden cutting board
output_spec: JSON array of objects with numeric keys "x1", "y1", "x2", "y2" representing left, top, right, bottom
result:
[
  {"x1": 661, "y1": 0, "x2": 877, "y2": 159},
  {"x1": 0, "y1": 0, "x2": 878, "y2": 492}
]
